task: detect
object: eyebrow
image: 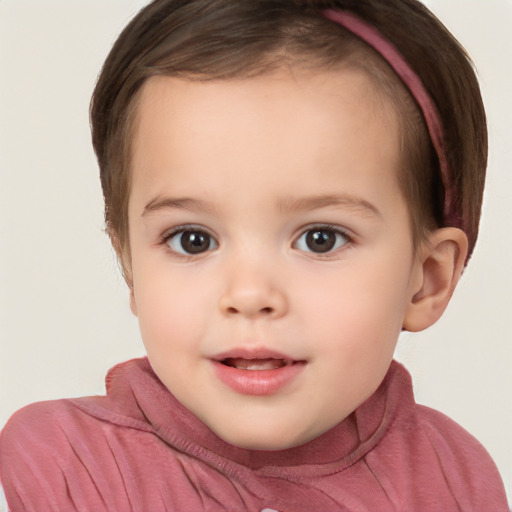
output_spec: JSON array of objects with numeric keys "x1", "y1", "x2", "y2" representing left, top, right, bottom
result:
[
  {"x1": 277, "y1": 194, "x2": 382, "y2": 218},
  {"x1": 142, "y1": 193, "x2": 381, "y2": 218},
  {"x1": 142, "y1": 196, "x2": 215, "y2": 216}
]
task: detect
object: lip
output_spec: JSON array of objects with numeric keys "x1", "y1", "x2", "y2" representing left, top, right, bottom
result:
[{"x1": 211, "y1": 348, "x2": 306, "y2": 396}]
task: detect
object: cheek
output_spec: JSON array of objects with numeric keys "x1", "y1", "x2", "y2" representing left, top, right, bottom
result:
[
  {"x1": 297, "y1": 259, "x2": 411, "y2": 354},
  {"x1": 132, "y1": 263, "x2": 215, "y2": 350},
  {"x1": 298, "y1": 265, "x2": 409, "y2": 411}
]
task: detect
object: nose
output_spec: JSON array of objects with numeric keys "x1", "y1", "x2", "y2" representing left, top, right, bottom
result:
[{"x1": 218, "y1": 259, "x2": 288, "y2": 319}]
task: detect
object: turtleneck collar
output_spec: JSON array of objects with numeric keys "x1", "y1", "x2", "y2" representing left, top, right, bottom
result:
[{"x1": 74, "y1": 357, "x2": 414, "y2": 478}]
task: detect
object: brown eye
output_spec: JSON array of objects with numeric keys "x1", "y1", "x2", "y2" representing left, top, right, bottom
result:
[
  {"x1": 306, "y1": 230, "x2": 335, "y2": 252},
  {"x1": 167, "y1": 229, "x2": 218, "y2": 255},
  {"x1": 295, "y1": 227, "x2": 349, "y2": 254}
]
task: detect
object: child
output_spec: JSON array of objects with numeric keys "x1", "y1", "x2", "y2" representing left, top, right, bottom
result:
[{"x1": 0, "y1": 0, "x2": 508, "y2": 510}]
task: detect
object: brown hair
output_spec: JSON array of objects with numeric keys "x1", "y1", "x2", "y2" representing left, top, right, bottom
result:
[{"x1": 90, "y1": 0, "x2": 486, "y2": 279}]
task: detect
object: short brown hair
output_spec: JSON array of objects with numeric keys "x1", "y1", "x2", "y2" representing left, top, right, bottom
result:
[{"x1": 90, "y1": 0, "x2": 486, "y2": 279}]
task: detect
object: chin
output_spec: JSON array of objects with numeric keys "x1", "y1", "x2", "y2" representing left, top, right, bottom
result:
[{"x1": 215, "y1": 425, "x2": 314, "y2": 452}]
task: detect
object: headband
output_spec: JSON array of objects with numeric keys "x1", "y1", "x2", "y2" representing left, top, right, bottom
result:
[{"x1": 320, "y1": 10, "x2": 465, "y2": 250}]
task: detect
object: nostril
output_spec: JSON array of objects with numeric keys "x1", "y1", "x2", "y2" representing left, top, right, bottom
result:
[
  {"x1": 219, "y1": 288, "x2": 286, "y2": 318},
  {"x1": 224, "y1": 306, "x2": 274, "y2": 316}
]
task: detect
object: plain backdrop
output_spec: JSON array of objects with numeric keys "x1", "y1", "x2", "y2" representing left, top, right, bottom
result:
[{"x1": 1, "y1": 0, "x2": 510, "y2": 501}]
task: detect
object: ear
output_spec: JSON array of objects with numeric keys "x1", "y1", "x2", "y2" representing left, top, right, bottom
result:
[
  {"x1": 109, "y1": 231, "x2": 137, "y2": 315},
  {"x1": 130, "y1": 288, "x2": 138, "y2": 316},
  {"x1": 123, "y1": 258, "x2": 137, "y2": 316},
  {"x1": 403, "y1": 228, "x2": 468, "y2": 332}
]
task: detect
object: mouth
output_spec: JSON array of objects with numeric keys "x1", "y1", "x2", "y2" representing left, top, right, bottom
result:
[
  {"x1": 211, "y1": 349, "x2": 306, "y2": 395},
  {"x1": 220, "y1": 358, "x2": 294, "y2": 371}
]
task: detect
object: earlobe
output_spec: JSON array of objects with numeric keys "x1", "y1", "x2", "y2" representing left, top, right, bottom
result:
[
  {"x1": 109, "y1": 232, "x2": 136, "y2": 313},
  {"x1": 403, "y1": 228, "x2": 468, "y2": 332},
  {"x1": 130, "y1": 289, "x2": 138, "y2": 316}
]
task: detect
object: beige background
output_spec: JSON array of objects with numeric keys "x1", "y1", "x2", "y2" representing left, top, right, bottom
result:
[{"x1": 1, "y1": 0, "x2": 510, "y2": 501}]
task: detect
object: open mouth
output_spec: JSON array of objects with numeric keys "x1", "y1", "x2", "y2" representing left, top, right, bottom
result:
[
  {"x1": 221, "y1": 358, "x2": 293, "y2": 371},
  {"x1": 212, "y1": 351, "x2": 306, "y2": 395}
]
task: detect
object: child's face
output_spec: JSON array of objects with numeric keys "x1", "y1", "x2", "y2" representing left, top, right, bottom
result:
[{"x1": 127, "y1": 67, "x2": 424, "y2": 450}]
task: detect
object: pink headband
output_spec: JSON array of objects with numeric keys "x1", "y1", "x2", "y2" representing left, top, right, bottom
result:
[{"x1": 321, "y1": 10, "x2": 464, "y2": 246}]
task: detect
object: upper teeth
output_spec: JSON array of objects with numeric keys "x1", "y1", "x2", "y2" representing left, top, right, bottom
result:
[{"x1": 224, "y1": 358, "x2": 288, "y2": 370}]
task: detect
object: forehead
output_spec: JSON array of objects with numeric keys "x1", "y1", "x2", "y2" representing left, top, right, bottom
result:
[{"x1": 129, "y1": 67, "x2": 403, "y2": 212}]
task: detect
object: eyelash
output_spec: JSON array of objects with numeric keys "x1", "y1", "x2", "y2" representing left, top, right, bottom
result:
[
  {"x1": 159, "y1": 223, "x2": 353, "y2": 257},
  {"x1": 160, "y1": 225, "x2": 219, "y2": 258},
  {"x1": 293, "y1": 224, "x2": 353, "y2": 256}
]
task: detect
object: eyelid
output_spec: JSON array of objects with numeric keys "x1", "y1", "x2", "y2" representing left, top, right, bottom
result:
[
  {"x1": 160, "y1": 224, "x2": 219, "y2": 256},
  {"x1": 161, "y1": 223, "x2": 216, "y2": 240},
  {"x1": 294, "y1": 223, "x2": 353, "y2": 240},
  {"x1": 293, "y1": 223, "x2": 354, "y2": 255}
]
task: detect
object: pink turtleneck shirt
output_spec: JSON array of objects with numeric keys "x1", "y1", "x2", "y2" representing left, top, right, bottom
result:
[{"x1": 0, "y1": 358, "x2": 507, "y2": 511}]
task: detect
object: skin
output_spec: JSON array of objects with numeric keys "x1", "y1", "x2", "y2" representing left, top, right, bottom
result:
[{"x1": 126, "y1": 67, "x2": 467, "y2": 450}]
